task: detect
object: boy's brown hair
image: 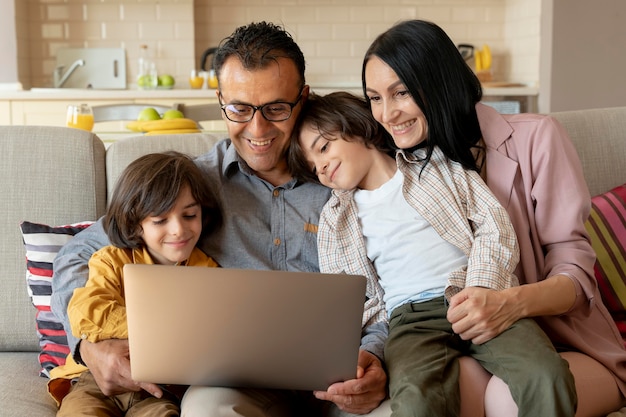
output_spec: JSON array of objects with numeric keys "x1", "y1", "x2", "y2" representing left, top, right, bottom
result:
[
  {"x1": 104, "y1": 151, "x2": 222, "y2": 248},
  {"x1": 288, "y1": 91, "x2": 393, "y2": 183}
]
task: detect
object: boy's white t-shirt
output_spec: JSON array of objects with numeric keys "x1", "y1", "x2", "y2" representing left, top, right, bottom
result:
[{"x1": 353, "y1": 169, "x2": 467, "y2": 316}]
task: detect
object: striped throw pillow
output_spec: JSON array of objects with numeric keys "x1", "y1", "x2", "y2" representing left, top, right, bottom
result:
[
  {"x1": 585, "y1": 183, "x2": 626, "y2": 343},
  {"x1": 20, "y1": 220, "x2": 94, "y2": 377}
]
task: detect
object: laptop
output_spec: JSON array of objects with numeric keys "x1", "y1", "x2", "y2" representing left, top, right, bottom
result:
[{"x1": 123, "y1": 264, "x2": 366, "y2": 391}]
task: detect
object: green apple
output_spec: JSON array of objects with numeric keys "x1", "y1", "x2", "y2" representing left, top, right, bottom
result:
[
  {"x1": 137, "y1": 74, "x2": 157, "y2": 89},
  {"x1": 137, "y1": 107, "x2": 161, "y2": 121},
  {"x1": 162, "y1": 109, "x2": 185, "y2": 119},
  {"x1": 158, "y1": 74, "x2": 176, "y2": 88}
]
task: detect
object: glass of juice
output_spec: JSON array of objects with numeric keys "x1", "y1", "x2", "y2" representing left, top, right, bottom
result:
[
  {"x1": 189, "y1": 69, "x2": 204, "y2": 89},
  {"x1": 66, "y1": 104, "x2": 94, "y2": 131},
  {"x1": 207, "y1": 69, "x2": 218, "y2": 89}
]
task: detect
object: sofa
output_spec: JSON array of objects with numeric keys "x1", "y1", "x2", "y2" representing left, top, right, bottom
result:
[{"x1": 1, "y1": 105, "x2": 625, "y2": 416}]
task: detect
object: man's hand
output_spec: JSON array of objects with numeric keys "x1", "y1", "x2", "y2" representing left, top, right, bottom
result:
[
  {"x1": 447, "y1": 286, "x2": 520, "y2": 345},
  {"x1": 80, "y1": 339, "x2": 163, "y2": 398},
  {"x1": 314, "y1": 349, "x2": 387, "y2": 414}
]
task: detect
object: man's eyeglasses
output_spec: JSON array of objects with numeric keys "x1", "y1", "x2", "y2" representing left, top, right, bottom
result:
[{"x1": 218, "y1": 89, "x2": 304, "y2": 123}]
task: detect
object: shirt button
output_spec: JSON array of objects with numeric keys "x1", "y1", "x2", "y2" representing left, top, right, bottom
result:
[
  {"x1": 273, "y1": 189, "x2": 280, "y2": 197},
  {"x1": 274, "y1": 238, "x2": 281, "y2": 246}
]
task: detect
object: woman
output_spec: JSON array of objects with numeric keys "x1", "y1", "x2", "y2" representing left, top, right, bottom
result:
[{"x1": 361, "y1": 19, "x2": 626, "y2": 417}]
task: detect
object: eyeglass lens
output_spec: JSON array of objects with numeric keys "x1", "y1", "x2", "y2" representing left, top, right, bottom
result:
[{"x1": 224, "y1": 102, "x2": 293, "y2": 122}]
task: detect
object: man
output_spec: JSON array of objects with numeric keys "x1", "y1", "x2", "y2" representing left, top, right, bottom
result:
[{"x1": 51, "y1": 21, "x2": 387, "y2": 416}]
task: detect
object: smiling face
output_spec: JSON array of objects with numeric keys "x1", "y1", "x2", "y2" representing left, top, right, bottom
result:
[
  {"x1": 139, "y1": 185, "x2": 202, "y2": 265},
  {"x1": 217, "y1": 56, "x2": 308, "y2": 186},
  {"x1": 298, "y1": 123, "x2": 395, "y2": 191},
  {"x1": 364, "y1": 55, "x2": 428, "y2": 149}
]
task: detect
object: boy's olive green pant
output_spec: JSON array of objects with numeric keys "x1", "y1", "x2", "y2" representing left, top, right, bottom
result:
[
  {"x1": 57, "y1": 371, "x2": 181, "y2": 417},
  {"x1": 385, "y1": 297, "x2": 577, "y2": 417}
]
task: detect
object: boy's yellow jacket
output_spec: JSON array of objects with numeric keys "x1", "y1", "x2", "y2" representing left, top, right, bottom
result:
[{"x1": 48, "y1": 246, "x2": 217, "y2": 405}]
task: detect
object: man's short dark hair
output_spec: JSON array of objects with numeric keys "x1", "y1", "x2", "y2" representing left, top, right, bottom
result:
[{"x1": 213, "y1": 21, "x2": 306, "y2": 89}]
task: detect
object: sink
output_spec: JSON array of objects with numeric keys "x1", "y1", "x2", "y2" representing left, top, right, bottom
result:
[
  {"x1": 29, "y1": 88, "x2": 129, "y2": 94},
  {"x1": 55, "y1": 48, "x2": 127, "y2": 89},
  {"x1": 30, "y1": 88, "x2": 95, "y2": 92}
]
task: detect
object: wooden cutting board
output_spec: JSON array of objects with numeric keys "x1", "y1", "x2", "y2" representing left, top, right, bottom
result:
[{"x1": 482, "y1": 81, "x2": 526, "y2": 88}]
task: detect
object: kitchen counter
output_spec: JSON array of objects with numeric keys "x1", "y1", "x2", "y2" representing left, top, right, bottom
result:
[
  {"x1": 0, "y1": 83, "x2": 538, "y2": 100},
  {"x1": 0, "y1": 84, "x2": 538, "y2": 127},
  {"x1": 0, "y1": 88, "x2": 222, "y2": 127},
  {"x1": 0, "y1": 88, "x2": 220, "y2": 100}
]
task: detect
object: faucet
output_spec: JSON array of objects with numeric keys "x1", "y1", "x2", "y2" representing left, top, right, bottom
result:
[{"x1": 54, "y1": 59, "x2": 85, "y2": 88}]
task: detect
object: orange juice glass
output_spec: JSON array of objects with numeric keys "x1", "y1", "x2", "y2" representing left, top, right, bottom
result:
[
  {"x1": 207, "y1": 69, "x2": 219, "y2": 89},
  {"x1": 66, "y1": 104, "x2": 94, "y2": 131},
  {"x1": 189, "y1": 69, "x2": 204, "y2": 89}
]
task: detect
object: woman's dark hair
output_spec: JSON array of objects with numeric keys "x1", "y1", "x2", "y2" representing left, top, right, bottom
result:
[
  {"x1": 362, "y1": 19, "x2": 483, "y2": 172},
  {"x1": 213, "y1": 21, "x2": 306, "y2": 90},
  {"x1": 104, "y1": 151, "x2": 222, "y2": 249},
  {"x1": 288, "y1": 91, "x2": 393, "y2": 183}
]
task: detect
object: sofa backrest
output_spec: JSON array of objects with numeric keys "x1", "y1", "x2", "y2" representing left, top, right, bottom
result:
[
  {"x1": 550, "y1": 106, "x2": 626, "y2": 197},
  {"x1": 0, "y1": 126, "x2": 106, "y2": 351},
  {"x1": 105, "y1": 133, "x2": 226, "y2": 201}
]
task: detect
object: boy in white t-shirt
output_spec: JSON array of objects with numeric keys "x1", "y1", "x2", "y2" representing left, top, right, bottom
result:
[{"x1": 287, "y1": 92, "x2": 576, "y2": 417}]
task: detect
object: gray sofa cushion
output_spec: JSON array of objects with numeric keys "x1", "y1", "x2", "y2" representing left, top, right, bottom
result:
[
  {"x1": 105, "y1": 132, "x2": 226, "y2": 200},
  {"x1": 551, "y1": 106, "x2": 626, "y2": 197},
  {"x1": 0, "y1": 126, "x2": 106, "y2": 352},
  {"x1": 0, "y1": 352, "x2": 56, "y2": 414}
]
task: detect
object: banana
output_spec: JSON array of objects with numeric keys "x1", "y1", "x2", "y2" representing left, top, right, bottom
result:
[
  {"x1": 474, "y1": 50, "x2": 483, "y2": 72},
  {"x1": 481, "y1": 44, "x2": 492, "y2": 71},
  {"x1": 126, "y1": 118, "x2": 199, "y2": 133},
  {"x1": 144, "y1": 128, "x2": 202, "y2": 136},
  {"x1": 126, "y1": 120, "x2": 147, "y2": 132}
]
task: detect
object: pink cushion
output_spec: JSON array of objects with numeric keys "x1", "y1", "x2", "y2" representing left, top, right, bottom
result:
[{"x1": 584, "y1": 183, "x2": 626, "y2": 345}]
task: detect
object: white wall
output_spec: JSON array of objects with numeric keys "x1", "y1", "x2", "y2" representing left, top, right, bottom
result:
[
  {"x1": 0, "y1": 0, "x2": 19, "y2": 86},
  {"x1": 11, "y1": 0, "x2": 626, "y2": 111},
  {"x1": 18, "y1": 0, "x2": 519, "y2": 89},
  {"x1": 194, "y1": 0, "x2": 516, "y2": 87},
  {"x1": 504, "y1": 0, "x2": 541, "y2": 87},
  {"x1": 540, "y1": 0, "x2": 626, "y2": 112}
]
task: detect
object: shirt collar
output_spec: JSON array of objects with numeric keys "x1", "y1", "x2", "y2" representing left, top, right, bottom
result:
[
  {"x1": 221, "y1": 139, "x2": 299, "y2": 190},
  {"x1": 130, "y1": 247, "x2": 189, "y2": 266},
  {"x1": 222, "y1": 140, "x2": 243, "y2": 178}
]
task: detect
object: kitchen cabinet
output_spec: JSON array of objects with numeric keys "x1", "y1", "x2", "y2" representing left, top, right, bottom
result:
[
  {"x1": 0, "y1": 101, "x2": 10, "y2": 125},
  {"x1": 1, "y1": 89, "x2": 223, "y2": 132},
  {"x1": 481, "y1": 84, "x2": 539, "y2": 113}
]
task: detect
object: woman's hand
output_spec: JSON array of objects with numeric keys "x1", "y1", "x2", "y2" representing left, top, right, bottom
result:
[
  {"x1": 447, "y1": 287, "x2": 522, "y2": 344},
  {"x1": 447, "y1": 275, "x2": 577, "y2": 345}
]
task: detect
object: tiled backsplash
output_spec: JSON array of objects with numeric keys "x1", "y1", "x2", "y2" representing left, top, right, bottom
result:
[{"x1": 18, "y1": 0, "x2": 540, "y2": 89}]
